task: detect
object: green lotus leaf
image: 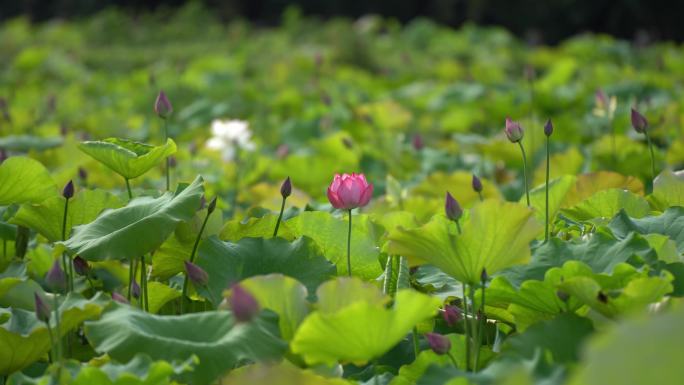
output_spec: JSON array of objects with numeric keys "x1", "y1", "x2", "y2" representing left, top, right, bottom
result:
[
  {"x1": 235, "y1": 274, "x2": 309, "y2": 340},
  {"x1": 315, "y1": 277, "x2": 388, "y2": 314},
  {"x1": 609, "y1": 207, "x2": 684, "y2": 253},
  {"x1": 387, "y1": 200, "x2": 542, "y2": 284},
  {"x1": 562, "y1": 171, "x2": 644, "y2": 208},
  {"x1": 220, "y1": 362, "x2": 352, "y2": 385},
  {"x1": 649, "y1": 170, "x2": 684, "y2": 210},
  {"x1": 525, "y1": 175, "x2": 576, "y2": 225},
  {"x1": 0, "y1": 135, "x2": 63, "y2": 152},
  {"x1": 561, "y1": 188, "x2": 650, "y2": 222},
  {"x1": 569, "y1": 302, "x2": 684, "y2": 385},
  {"x1": 286, "y1": 211, "x2": 382, "y2": 279},
  {"x1": 78, "y1": 138, "x2": 177, "y2": 180},
  {"x1": 0, "y1": 157, "x2": 58, "y2": 205},
  {"x1": 196, "y1": 236, "x2": 335, "y2": 305},
  {"x1": 10, "y1": 189, "x2": 123, "y2": 242},
  {"x1": 412, "y1": 264, "x2": 463, "y2": 300},
  {"x1": 84, "y1": 303, "x2": 287, "y2": 385},
  {"x1": 61, "y1": 176, "x2": 204, "y2": 261},
  {"x1": 220, "y1": 213, "x2": 295, "y2": 242},
  {"x1": 291, "y1": 279, "x2": 441, "y2": 366},
  {"x1": 146, "y1": 281, "x2": 181, "y2": 314},
  {"x1": 0, "y1": 293, "x2": 106, "y2": 375}
]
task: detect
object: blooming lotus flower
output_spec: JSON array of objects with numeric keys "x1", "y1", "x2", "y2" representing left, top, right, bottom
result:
[
  {"x1": 205, "y1": 119, "x2": 255, "y2": 161},
  {"x1": 593, "y1": 90, "x2": 617, "y2": 119},
  {"x1": 326, "y1": 173, "x2": 373, "y2": 210},
  {"x1": 504, "y1": 117, "x2": 524, "y2": 143}
]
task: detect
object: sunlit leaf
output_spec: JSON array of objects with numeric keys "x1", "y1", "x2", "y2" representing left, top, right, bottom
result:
[
  {"x1": 0, "y1": 157, "x2": 58, "y2": 205},
  {"x1": 78, "y1": 138, "x2": 177, "y2": 180}
]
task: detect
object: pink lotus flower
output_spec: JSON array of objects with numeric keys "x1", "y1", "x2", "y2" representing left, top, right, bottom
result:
[{"x1": 327, "y1": 173, "x2": 373, "y2": 210}]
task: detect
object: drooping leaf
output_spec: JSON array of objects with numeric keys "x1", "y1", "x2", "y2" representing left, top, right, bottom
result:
[
  {"x1": 146, "y1": 281, "x2": 181, "y2": 314},
  {"x1": 78, "y1": 138, "x2": 177, "y2": 180},
  {"x1": 609, "y1": 207, "x2": 684, "y2": 253},
  {"x1": 387, "y1": 200, "x2": 542, "y2": 284},
  {"x1": 61, "y1": 176, "x2": 204, "y2": 261},
  {"x1": 0, "y1": 157, "x2": 58, "y2": 205},
  {"x1": 84, "y1": 303, "x2": 287, "y2": 385},
  {"x1": 10, "y1": 189, "x2": 123, "y2": 242}
]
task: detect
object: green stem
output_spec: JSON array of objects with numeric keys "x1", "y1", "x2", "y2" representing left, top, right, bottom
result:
[
  {"x1": 469, "y1": 287, "x2": 477, "y2": 371},
  {"x1": 52, "y1": 294, "x2": 61, "y2": 362},
  {"x1": 545, "y1": 135, "x2": 550, "y2": 242},
  {"x1": 645, "y1": 131, "x2": 656, "y2": 184},
  {"x1": 127, "y1": 257, "x2": 135, "y2": 301},
  {"x1": 164, "y1": 118, "x2": 170, "y2": 191},
  {"x1": 46, "y1": 323, "x2": 55, "y2": 364},
  {"x1": 477, "y1": 192, "x2": 483, "y2": 202},
  {"x1": 447, "y1": 351, "x2": 459, "y2": 368},
  {"x1": 346, "y1": 209, "x2": 352, "y2": 277},
  {"x1": 125, "y1": 178, "x2": 133, "y2": 201},
  {"x1": 412, "y1": 327, "x2": 420, "y2": 359},
  {"x1": 474, "y1": 285, "x2": 486, "y2": 372},
  {"x1": 455, "y1": 220, "x2": 462, "y2": 235},
  {"x1": 273, "y1": 197, "x2": 286, "y2": 237},
  {"x1": 462, "y1": 283, "x2": 470, "y2": 371},
  {"x1": 61, "y1": 198, "x2": 73, "y2": 292},
  {"x1": 181, "y1": 210, "x2": 212, "y2": 314},
  {"x1": 518, "y1": 141, "x2": 530, "y2": 207},
  {"x1": 140, "y1": 256, "x2": 148, "y2": 311}
]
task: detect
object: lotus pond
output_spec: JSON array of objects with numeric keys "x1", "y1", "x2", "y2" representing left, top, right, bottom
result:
[{"x1": 1, "y1": 5, "x2": 684, "y2": 385}]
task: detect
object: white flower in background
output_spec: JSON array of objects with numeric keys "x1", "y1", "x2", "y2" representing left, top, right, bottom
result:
[{"x1": 205, "y1": 119, "x2": 255, "y2": 161}]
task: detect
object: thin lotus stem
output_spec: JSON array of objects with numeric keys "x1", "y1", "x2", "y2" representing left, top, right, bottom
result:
[
  {"x1": 455, "y1": 220, "x2": 462, "y2": 235},
  {"x1": 545, "y1": 135, "x2": 550, "y2": 242},
  {"x1": 468, "y1": 287, "x2": 478, "y2": 371},
  {"x1": 462, "y1": 283, "x2": 470, "y2": 371},
  {"x1": 127, "y1": 257, "x2": 135, "y2": 301},
  {"x1": 273, "y1": 197, "x2": 286, "y2": 237},
  {"x1": 478, "y1": 191, "x2": 483, "y2": 202},
  {"x1": 412, "y1": 327, "x2": 420, "y2": 359},
  {"x1": 46, "y1": 323, "x2": 56, "y2": 364},
  {"x1": 181, "y1": 209, "x2": 212, "y2": 314},
  {"x1": 203, "y1": 284, "x2": 218, "y2": 308},
  {"x1": 518, "y1": 141, "x2": 530, "y2": 207},
  {"x1": 163, "y1": 118, "x2": 170, "y2": 191},
  {"x1": 86, "y1": 276, "x2": 95, "y2": 293},
  {"x1": 474, "y1": 285, "x2": 486, "y2": 371},
  {"x1": 140, "y1": 256, "x2": 148, "y2": 311},
  {"x1": 125, "y1": 178, "x2": 133, "y2": 201},
  {"x1": 61, "y1": 198, "x2": 73, "y2": 292},
  {"x1": 52, "y1": 294, "x2": 62, "y2": 362},
  {"x1": 645, "y1": 131, "x2": 656, "y2": 184},
  {"x1": 447, "y1": 351, "x2": 459, "y2": 368},
  {"x1": 347, "y1": 209, "x2": 352, "y2": 277}
]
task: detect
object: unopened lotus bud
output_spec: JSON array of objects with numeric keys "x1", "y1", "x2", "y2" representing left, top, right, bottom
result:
[
  {"x1": 504, "y1": 117, "x2": 524, "y2": 143},
  {"x1": 229, "y1": 284, "x2": 260, "y2": 323},
  {"x1": 445, "y1": 192, "x2": 463, "y2": 221},
  {"x1": 46, "y1": 260, "x2": 67, "y2": 293},
  {"x1": 112, "y1": 292, "x2": 129, "y2": 304},
  {"x1": 472, "y1": 174, "x2": 483, "y2": 193},
  {"x1": 425, "y1": 332, "x2": 451, "y2": 355},
  {"x1": 184, "y1": 261, "x2": 209, "y2": 287},
  {"x1": 280, "y1": 177, "x2": 292, "y2": 199},
  {"x1": 78, "y1": 167, "x2": 87, "y2": 181},
  {"x1": 62, "y1": 180, "x2": 74, "y2": 199},
  {"x1": 544, "y1": 119, "x2": 553, "y2": 137},
  {"x1": 168, "y1": 156, "x2": 177, "y2": 168},
  {"x1": 631, "y1": 108, "x2": 648, "y2": 133},
  {"x1": 131, "y1": 280, "x2": 141, "y2": 299},
  {"x1": 207, "y1": 196, "x2": 218, "y2": 214},
  {"x1": 34, "y1": 293, "x2": 50, "y2": 323},
  {"x1": 412, "y1": 134, "x2": 424, "y2": 151},
  {"x1": 73, "y1": 256, "x2": 90, "y2": 276},
  {"x1": 481, "y1": 268, "x2": 488, "y2": 283},
  {"x1": 154, "y1": 90, "x2": 173, "y2": 119},
  {"x1": 442, "y1": 305, "x2": 461, "y2": 327}
]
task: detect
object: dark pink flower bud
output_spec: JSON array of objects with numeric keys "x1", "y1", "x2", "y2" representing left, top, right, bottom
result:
[
  {"x1": 412, "y1": 134, "x2": 424, "y2": 151},
  {"x1": 154, "y1": 90, "x2": 173, "y2": 119},
  {"x1": 481, "y1": 268, "x2": 488, "y2": 283},
  {"x1": 184, "y1": 261, "x2": 209, "y2": 287},
  {"x1": 280, "y1": 177, "x2": 292, "y2": 199},
  {"x1": 207, "y1": 196, "x2": 218, "y2": 214},
  {"x1": 62, "y1": 180, "x2": 74, "y2": 199},
  {"x1": 229, "y1": 284, "x2": 260, "y2": 323},
  {"x1": 504, "y1": 117, "x2": 524, "y2": 143},
  {"x1": 73, "y1": 256, "x2": 90, "y2": 276},
  {"x1": 112, "y1": 292, "x2": 129, "y2": 304},
  {"x1": 34, "y1": 293, "x2": 50, "y2": 323},
  {"x1": 327, "y1": 173, "x2": 373, "y2": 210},
  {"x1": 442, "y1": 305, "x2": 461, "y2": 327},
  {"x1": 631, "y1": 108, "x2": 648, "y2": 133},
  {"x1": 544, "y1": 119, "x2": 553, "y2": 137},
  {"x1": 425, "y1": 332, "x2": 451, "y2": 355},
  {"x1": 46, "y1": 260, "x2": 67, "y2": 293},
  {"x1": 168, "y1": 156, "x2": 177, "y2": 168},
  {"x1": 471, "y1": 174, "x2": 483, "y2": 193},
  {"x1": 444, "y1": 192, "x2": 462, "y2": 221},
  {"x1": 131, "y1": 280, "x2": 141, "y2": 299}
]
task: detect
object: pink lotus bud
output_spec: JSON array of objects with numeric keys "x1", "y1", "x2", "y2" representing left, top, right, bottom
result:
[
  {"x1": 326, "y1": 173, "x2": 374, "y2": 210},
  {"x1": 168, "y1": 156, "x2": 177, "y2": 168},
  {"x1": 131, "y1": 280, "x2": 140, "y2": 299},
  {"x1": 229, "y1": 284, "x2": 260, "y2": 323},
  {"x1": 46, "y1": 260, "x2": 67, "y2": 293},
  {"x1": 442, "y1": 305, "x2": 461, "y2": 327},
  {"x1": 471, "y1": 174, "x2": 483, "y2": 193},
  {"x1": 62, "y1": 180, "x2": 74, "y2": 199},
  {"x1": 412, "y1": 134, "x2": 424, "y2": 151},
  {"x1": 34, "y1": 293, "x2": 50, "y2": 323},
  {"x1": 184, "y1": 261, "x2": 209, "y2": 287},
  {"x1": 481, "y1": 268, "x2": 488, "y2": 283},
  {"x1": 112, "y1": 292, "x2": 129, "y2": 304},
  {"x1": 444, "y1": 192, "x2": 462, "y2": 221},
  {"x1": 73, "y1": 256, "x2": 90, "y2": 276},
  {"x1": 425, "y1": 332, "x2": 451, "y2": 355},
  {"x1": 280, "y1": 177, "x2": 292, "y2": 199},
  {"x1": 154, "y1": 90, "x2": 173, "y2": 119},
  {"x1": 631, "y1": 108, "x2": 648, "y2": 133},
  {"x1": 544, "y1": 119, "x2": 553, "y2": 137},
  {"x1": 504, "y1": 117, "x2": 524, "y2": 143}
]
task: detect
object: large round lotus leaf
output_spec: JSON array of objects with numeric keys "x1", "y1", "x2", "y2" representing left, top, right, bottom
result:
[
  {"x1": 78, "y1": 138, "x2": 176, "y2": 180},
  {"x1": 0, "y1": 157, "x2": 58, "y2": 205}
]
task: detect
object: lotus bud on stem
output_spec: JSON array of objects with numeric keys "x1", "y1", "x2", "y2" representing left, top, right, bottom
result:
[
  {"x1": 155, "y1": 90, "x2": 173, "y2": 191},
  {"x1": 425, "y1": 333, "x2": 458, "y2": 367},
  {"x1": 471, "y1": 174, "x2": 483, "y2": 201},
  {"x1": 505, "y1": 117, "x2": 529, "y2": 206},
  {"x1": 631, "y1": 108, "x2": 657, "y2": 184},
  {"x1": 273, "y1": 177, "x2": 291, "y2": 237},
  {"x1": 544, "y1": 119, "x2": 553, "y2": 242}
]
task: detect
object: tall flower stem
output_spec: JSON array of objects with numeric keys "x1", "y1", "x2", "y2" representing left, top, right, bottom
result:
[
  {"x1": 517, "y1": 141, "x2": 530, "y2": 206},
  {"x1": 477, "y1": 192, "x2": 483, "y2": 202},
  {"x1": 474, "y1": 284, "x2": 486, "y2": 371},
  {"x1": 462, "y1": 283, "x2": 470, "y2": 371},
  {"x1": 127, "y1": 257, "x2": 136, "y2": 301},
  {"x1": 163, "y1": 118, "x2": 170, "y2": 191},
  {"x1": 140, "y1": 256, "x2": 148, "y2": 311},
  {"x1": 124, "y1": 178, "x2": 133, "y2": 201},
  {"x1": 180, "y1": 208, "x2": 212, "y2": 314},
  {"x1": 645, "y1": 131, "x2": 656, "y2": 183},
  {"x1": 46, "y1": 323, "x2": 56, "y2": 364},
  {"x1": 61, "y1": 198, "x2": 73, "y2": 292},
  {"x1": 346, "y1": 209, "x2": 353, "y2": 277},
  {"x1": 468, "y1": 287, "x2": 478, "y2": 371},
  {"x1": 52, "y1": 294, "x2": 62, "y2": 362},
  {"x1": 273, "y1": 197, "x2": 286, "y2": 237},
  {"x1": 545, "y1": 135, "x2": 550, "y2": 242},
  {"x1": 447, "y1": 351, "x2": 459, "y2": 368}
]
